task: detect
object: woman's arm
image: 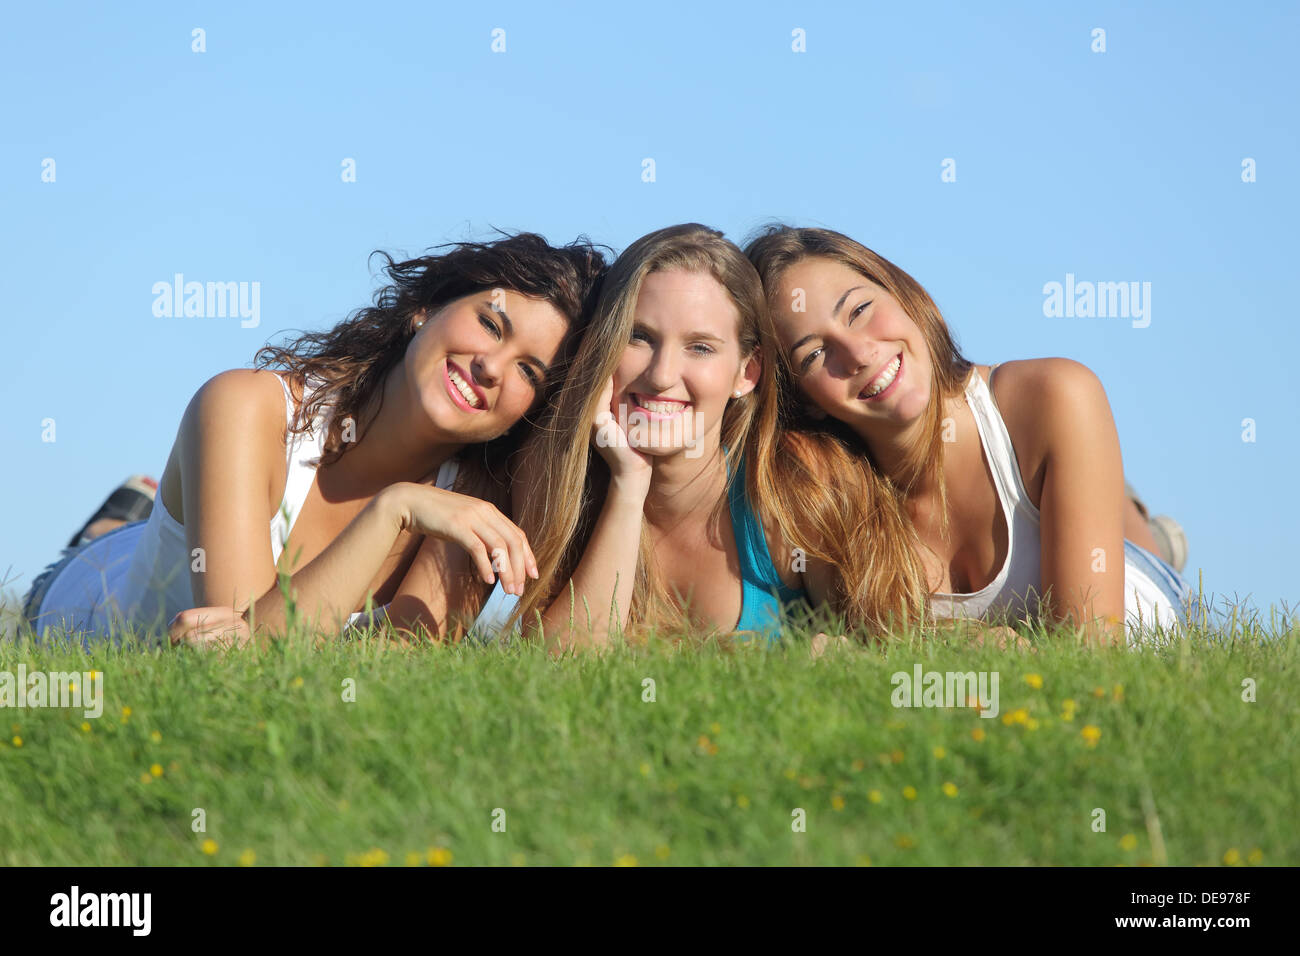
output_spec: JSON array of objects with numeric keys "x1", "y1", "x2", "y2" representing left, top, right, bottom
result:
[
  {"x1": 522, "y1": 375, "x2": 653, "y2": 655},
  {"x1": 173, "y1": 370, "x2": 535, "y2": 643},
  {"x1": 1010, "y1": 358, "x2": 1128, "y2": 645}
]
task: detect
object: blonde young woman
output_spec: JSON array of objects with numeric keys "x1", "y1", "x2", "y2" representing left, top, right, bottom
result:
[
  {"x1": 476, "y1": 223, "x2": 888, "y2": 652},
  {"x1": 25, "y1": 234, "x2": 608, "y2": 647},
  {"x1": 744, "y1": 225, "x2": 1192, "y2": 646}
]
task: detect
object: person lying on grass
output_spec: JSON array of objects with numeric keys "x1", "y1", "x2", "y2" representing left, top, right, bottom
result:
[
  {"x1": 42, "y1": 233, "x2": 610, "y2": 649},
  {"x1": 744, "y1": 225, "x2": 1192, "y2": 648}
]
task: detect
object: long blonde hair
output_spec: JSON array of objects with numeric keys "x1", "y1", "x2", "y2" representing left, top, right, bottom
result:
[
  {"x1": 508, "y1": 224, "x2": 782, "y2": 640},
  {"x1": 745, "y1": 225, "x2": 974, "y2": 633}
]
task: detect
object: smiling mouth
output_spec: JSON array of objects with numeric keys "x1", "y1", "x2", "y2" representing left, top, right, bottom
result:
[
  {"x1": 629, "y1": 393, "x2": 692, "y2": 418},
  {"x1": 445, "y1": 360, "x2": 485, "y2": 411},
  {"x1": 859, "y1": 353, "x2": 903, "y2": 400}
]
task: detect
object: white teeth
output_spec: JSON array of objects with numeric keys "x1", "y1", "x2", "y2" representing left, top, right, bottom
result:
[
  {"x1": 448, "y1": 367, "x2": 482, "y2": 408},
  {"x1": 863, "y1": 356, "x2": 901, "y2": 397},
  {"x1": 635, "y1": 395, "x2": 688, "y2": 414}
]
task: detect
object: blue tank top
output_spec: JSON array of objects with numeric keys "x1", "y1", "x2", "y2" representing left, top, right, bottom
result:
[
  {"x1": 724, "y1": 446, "x2": 807, "y2": 640},
  {"x1": 470, "y1": 447, "x2": 807, "y2": 642}
]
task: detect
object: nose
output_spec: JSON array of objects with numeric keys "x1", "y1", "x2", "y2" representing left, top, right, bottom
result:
[
  {"x1": 471, "y1": 349, "x2": 503, "y2": 390},
  {"x1": 639, "y1": 343, "x2": 680, "y2": 393},
  {"x1": 824, "y1": 327, "x2": 875, "y2": 378}
]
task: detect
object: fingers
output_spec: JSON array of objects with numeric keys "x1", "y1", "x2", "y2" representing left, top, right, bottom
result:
[{"x1": 168, "y1": 606, "x2": 250, "y2": 649}]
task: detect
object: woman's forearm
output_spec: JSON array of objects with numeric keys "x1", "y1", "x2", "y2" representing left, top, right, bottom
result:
[
  {"x1": 532, "y1": 477, "x2": 647, "y2": 654},
  {"x1": 243, "y1": 488, "x2": 405, "y2": 640}
]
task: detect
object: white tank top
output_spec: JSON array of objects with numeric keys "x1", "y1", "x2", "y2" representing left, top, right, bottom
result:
[
  {"x1": 928, "y1": 368, "x2": 1187, "y2": 639},
  {"x1": 40, "y1": 372, "x2": 459, "y2": 636}
]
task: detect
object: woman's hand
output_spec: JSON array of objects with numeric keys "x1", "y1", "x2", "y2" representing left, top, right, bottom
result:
[
  {"x1": 384, "y1": 484, "x2": 537, "y2": 597},
  {"x1": 590, "y1": 375, "x2": 653, "y2": 491},
  {"x1": 169, "y1": 605, "x2": 252, "y2": 649},
  {"x1": 810, "y1": 632, "x2": 852, "y2": 659}
]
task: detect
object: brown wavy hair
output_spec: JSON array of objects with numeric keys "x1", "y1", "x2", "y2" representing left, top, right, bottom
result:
[
  {"x1": 252, "y1": 231, "x2": 610, "y2": 506},
  {"x1": 744, "y1": 224, "x2": 975, "y2": 633}
]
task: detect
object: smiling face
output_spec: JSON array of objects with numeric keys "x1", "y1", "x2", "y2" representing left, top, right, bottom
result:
[
  {"x1": 772, "y1": 256, "x2": 933, "y2": 438},
  {"x1": 613, "y1": 268, "x2": 758, "y2": 458},
  {"x1": 404, "y1": 289, "x2": 570, "y2": 442}
]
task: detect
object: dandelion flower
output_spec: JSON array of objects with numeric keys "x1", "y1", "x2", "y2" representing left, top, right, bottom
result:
[
  {"x1": 150, "y1": 763, "x2": 163, "y2": 777},
  {"x1": 831, "y1": 794, "x2": 845, "y2": 811},
  {"x1": 971, "y1": 727, "x2": 986, "y2": 742},
  {"x1": 1222, "y1": 848, "x2": 1241, "y2": 866},
  {"x1": 654, "y1": 845, "x2": 670, "y2": 861},
  {"x1": 1025, "y1": 673, "x2": 1043, "y2": 689},
  {"x1": 932, "y1": 746, "x2": 946, "y2": 759},
  {"x1": 614, "y1": 854, "x2": 638, "y2": 867},
  {"x1": 1080, "y1": 725, "x2": 1102, "y2": 747},
  {"x1": 201, "y1": 839, "x2": 218, "y2": 855},
  {"x1": 1092, "y1": 686, "x2": 1106, "y2": 699},
  {"x1": 150, "y1": 730, "x2": 162, "y2": 743},
  {"x1": 404, "y1": 851, "x2": 421, "y2": 867},
  {"x1": 12, "y1": 736, "x2": 21, "y2": 748},
  {"x1": 427, "y1": 847, "x2": 452, "y2": 867},
  {"x1": 737, "y1": 794, "x2": 750, "y2": 809},
  {"x1": 1119, "y1": 834, "x2": 1138, "y2": 851},
  {"x1": 710, "y1": 722, "x2": 721, "y2": 735},
  {"x1": 902, "y1": 785, "x2": 917, "y2": 800},
  {"x1": 868, "y1": 789, "x2": 883, "y2": 804},
  {"x1": 238, "y1": 849, "x2": 256, "y2": 867},
  {"x1": 80, "y1": 723, "x2": 91, "y2": 733},
  {"x1": 1248, "y1": 848, "x2": 1263, "y2": 864},
  {"x1": 942, "y1": 782, "x2": 958, "y2": 798}
]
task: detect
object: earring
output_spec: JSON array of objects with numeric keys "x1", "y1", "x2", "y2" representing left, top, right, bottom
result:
[
  {"x1": 415, "y1": 319, "x2": 425, "y2": 328},
  {"x1": 733, "y1": 389, "x2": 742, "y2": 398}
]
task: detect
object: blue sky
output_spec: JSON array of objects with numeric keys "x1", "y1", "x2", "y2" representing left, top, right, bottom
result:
[{"x1": 2, "y1": 1, "x2": 1296, "y2": 618}]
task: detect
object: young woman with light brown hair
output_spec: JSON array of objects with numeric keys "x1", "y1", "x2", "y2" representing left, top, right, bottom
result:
[{"x1": 744, "y1": 225, "x2": 1191, "y2": 646}]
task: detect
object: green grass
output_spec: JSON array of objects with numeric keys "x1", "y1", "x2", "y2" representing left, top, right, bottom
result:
[{"x1": 1, "y1": 605, "x2": 1296, "y2": 866}]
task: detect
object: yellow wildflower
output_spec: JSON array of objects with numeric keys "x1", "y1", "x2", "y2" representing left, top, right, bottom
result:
[
  {"x1": 932, "y1": 746, "x2": 946, "y2": 759},
  {"x1": 902, "y1": 785, "x2": 917, "y2": 800},
  {"x1": 942, "y1": 782, "x2": 958, "y2": 798},
  {"x1": 971, "y1": 726, "x2": 986, "y2": 742},
  {"x1": 1119, "y1": 834, "x2": 1138, "y2": 851},
  {"x1": 868, "y1": 789, "x2": 883, "y2": 804},
  {"x1": 238, "y1": 849, "x2": 256, "y2": 867},
  {"x1": 654, "y1": 845, "x2": 671, "y2": 861},
  {"x1": 150, "y1": 763, "x2": 163, "y2": 777},
  {"x1": 831, "y1": 794, "x2": 845, "y2": 811},
  {"x1": 1222, "y1": 848, "x2": 1241, "y2": 866},
  {"x1": 427, "y1": 847, "x2": 452, "y2": 867},
  {"x1": 1080, "y1": 725, "x2": 1102, "y2": 747},
  {"x1": 201, "y1": 839, "x2": 218, "y2": 855},
  {"x1": 1025, "y1": 673, "x2": 1043, "y2": 689},
  {"x1": 614, "y1": 854, "x2": 638, "y2": 867}
]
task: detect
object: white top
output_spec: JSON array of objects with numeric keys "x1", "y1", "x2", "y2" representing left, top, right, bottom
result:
[
  {"x1": 36, "y1": 371, "x2": 459, "y2": 638},
  {"x1": 928, "y1": 368, "x2": 1187, "y2": 640}
]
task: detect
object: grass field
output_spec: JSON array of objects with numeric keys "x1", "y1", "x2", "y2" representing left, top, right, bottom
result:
[{"x1": 2, "y1": 593, "x2": 1296, "y2": 867}]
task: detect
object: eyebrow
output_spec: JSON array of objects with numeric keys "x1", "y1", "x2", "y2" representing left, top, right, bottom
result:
[
  {"x1": 632, "y1": 321, "x2": 727, "y2": 344},
  {"x1": 487, "y1": 300, "x2": 550, "y2": 377},
  {"x1": 787, "y1": 285, "x2": 867, "y2": 362}
]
